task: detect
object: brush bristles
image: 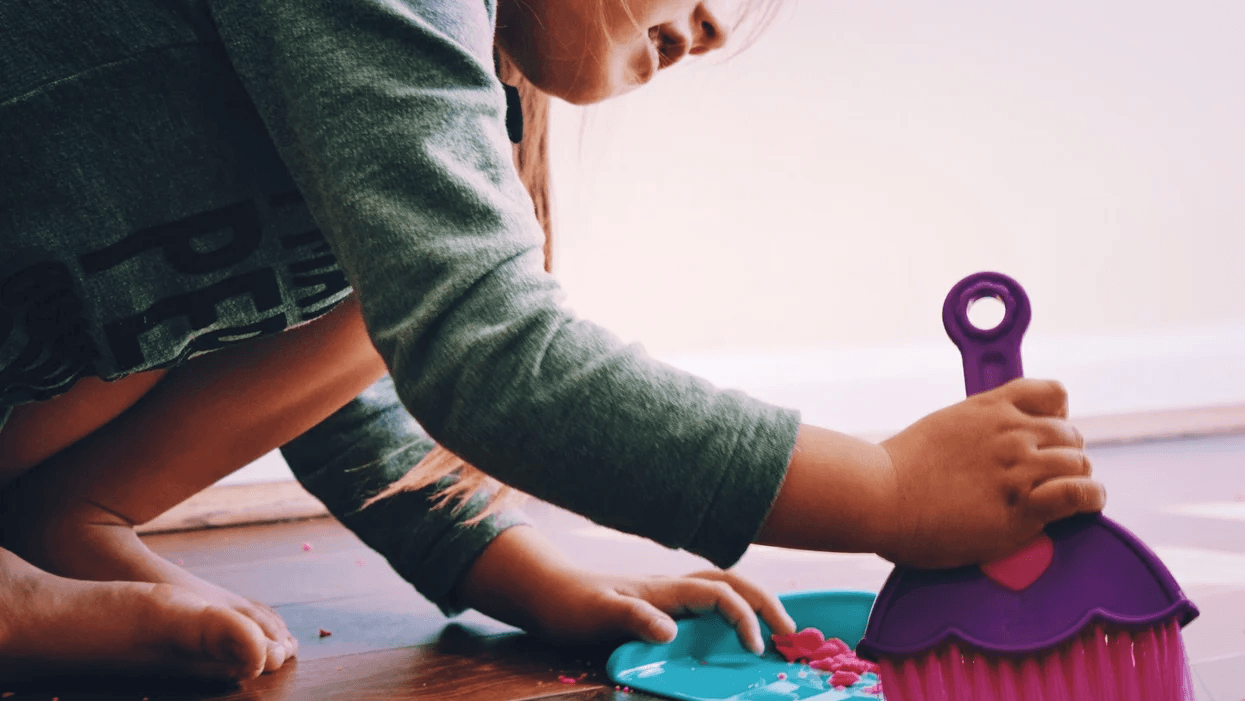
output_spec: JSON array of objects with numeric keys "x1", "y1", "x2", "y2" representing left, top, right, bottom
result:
[{"x1": 876, "y1": 619, "x2": 1194, "y2": 700}]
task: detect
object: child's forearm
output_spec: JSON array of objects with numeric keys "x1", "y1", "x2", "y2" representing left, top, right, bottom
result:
[
  {"x1": 755, "y1": 425, "x2": 899, "y2": 556},
  {"x1": 453, "y1": 525, "x2": 575, "y2": 634}
]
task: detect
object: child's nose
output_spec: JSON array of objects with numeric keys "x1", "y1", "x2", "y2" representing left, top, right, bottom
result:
[{"x1": 688, "y1": 3, "x2": 729, "y2": 55}]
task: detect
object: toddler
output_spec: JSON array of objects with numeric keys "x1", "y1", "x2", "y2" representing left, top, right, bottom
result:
[{"x1": 0, "y1": 0, "x2": 1104, "y2": 680}]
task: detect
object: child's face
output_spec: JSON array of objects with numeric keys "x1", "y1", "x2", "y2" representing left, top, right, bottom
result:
[{"x1": 496, "y1": 0, "x2": 730, "y2": 105}]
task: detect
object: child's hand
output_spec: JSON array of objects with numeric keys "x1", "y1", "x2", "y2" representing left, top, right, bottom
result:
[
  {"x1": 457, "y1": 526, "x2": 795, "y2": 655},
  {"x1": 528, "y1": 568, "x2": 796, "y2": 655},
  {"x1": 878, "y1": 378, "x2": 1106, "y2": 568}
]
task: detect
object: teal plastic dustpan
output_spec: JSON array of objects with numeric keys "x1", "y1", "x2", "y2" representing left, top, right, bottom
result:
[{"x1": 607, "y1": 589, "x2": 885, "y2": 700}]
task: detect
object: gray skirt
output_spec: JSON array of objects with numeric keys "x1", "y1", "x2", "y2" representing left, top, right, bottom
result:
[{"x1": 0, "y1": 0, "x2": 354, "y2": 419}]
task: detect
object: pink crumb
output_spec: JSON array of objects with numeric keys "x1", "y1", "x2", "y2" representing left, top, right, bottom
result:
[
  {"x1": 829, "y1": 670, "x2": 861, "y2": 689},
  {"x1": 302, "y1": 542, "x2": 313, "y2": 552},
  {"x1": 318, "y1": 628, "x2": 332, "y2": 638},
  {"x1": 557, "y1": 675, "x2": 577, "y2": 684},
  {"x1": 776, "y1": 672, "x2": 786, "y2": 680},
  {"x1": 771, "y1": 628, "x2": 850, "y2": 663}
]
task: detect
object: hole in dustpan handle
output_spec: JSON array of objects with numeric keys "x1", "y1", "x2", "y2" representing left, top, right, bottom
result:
[{"x1": 942, "y1": 271, "x2": 1031, "y2": 396}]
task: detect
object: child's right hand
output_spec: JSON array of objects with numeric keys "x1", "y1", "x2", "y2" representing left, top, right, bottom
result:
[
  {"x1": 877, "y1": 378, "x2": 1105, "y2": 568},
  {"x1": 759, "y1": 378, "x2": 1105, "y2": 571}
]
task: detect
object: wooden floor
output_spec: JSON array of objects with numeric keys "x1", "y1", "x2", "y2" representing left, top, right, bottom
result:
[{"x1": 4, "y1": 432, "x2": 1245, "y2": 700}]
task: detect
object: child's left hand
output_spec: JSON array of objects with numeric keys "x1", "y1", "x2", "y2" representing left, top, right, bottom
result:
[
  {"x1": 457, "y1": 526, "x2": 796, "y2": 655},
  {"x1": 531, "y1": 568, "x2": 796, "y2": 655}
]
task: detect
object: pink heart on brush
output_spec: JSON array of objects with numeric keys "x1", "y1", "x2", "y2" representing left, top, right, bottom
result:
[{"x1": 980, "y1": 533, "x2": 1054, "y2": 591}]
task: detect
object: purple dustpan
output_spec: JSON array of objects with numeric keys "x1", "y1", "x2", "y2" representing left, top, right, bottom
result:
[{"x1": 855, "y1": 271, "x2": 1199, "y2": 661}]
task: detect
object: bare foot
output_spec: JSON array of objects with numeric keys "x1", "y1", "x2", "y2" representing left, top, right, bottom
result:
[
  {"x1": 4, "y1": 501, "x2": 297, "y2": 673},
  {"x1": 0, "y1": 547, "x2": 266, "y2": 681}
]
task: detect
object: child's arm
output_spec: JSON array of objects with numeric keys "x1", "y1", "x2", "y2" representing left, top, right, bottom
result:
[
  {"x1": 209, "y1": 0, "x2": 1104, "y2": 574},
  {"x1": 454, "y1": 524, "x2": 796, "y2": 655},
  {"x1": 282, "y1": 376, "x2": 795, "y2": 652},
  {"x1": 758, "y1": 378, "x2": 1104, "y2": 569}
]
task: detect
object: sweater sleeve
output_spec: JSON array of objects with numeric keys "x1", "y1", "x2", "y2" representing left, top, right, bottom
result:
[
  {"x1": 206, "y1": 0, "x2": 801, "y2": 568},
  {"x1": 281, "y1": 375, "x2": 529, "y2": 616}
]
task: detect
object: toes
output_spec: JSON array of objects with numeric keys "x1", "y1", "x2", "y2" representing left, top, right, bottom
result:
[
  {"x1": 263, "y1": 639, "x2": 287, "y2": 673},
  {"x1": 237, "y1": 599, "x2": 294, "y2": 672},
  {"x1": 194, "y1": 602, "x2": 267, "y2": 681}
]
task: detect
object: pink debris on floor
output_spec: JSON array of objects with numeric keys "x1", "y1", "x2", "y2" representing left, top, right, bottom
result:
[
  {"x1": 557, "y1": 675, "x2": 577, "y2": 684},
  {"x1": 302, "y1": 542, "x2": 313, "y2": 552},
  {"x1": 769, "y1": 626, "x2": 882, "y2": 695},
  {"x1": 318, "y1": 628, "x2": 332, "y2": 638},
  {"x1": 830, "y1": 670, "x2": 861, "y2": 689},
  {"x1": 771, "y1": 628, "x2": 849, "y2": 663}
]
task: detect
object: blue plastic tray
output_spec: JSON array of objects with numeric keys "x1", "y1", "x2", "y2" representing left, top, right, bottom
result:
[{"x1": 606, "y1": 589, "x2": 885, "y2": 700}]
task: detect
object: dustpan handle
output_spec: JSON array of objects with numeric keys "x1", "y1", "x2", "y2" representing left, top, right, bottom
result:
[
  {"x1": 942, "y1": 271, "x2": 1031, "y2": 395},
  {"x1": 944, "y1": 272, "x2": 1054, "y2": 584}
]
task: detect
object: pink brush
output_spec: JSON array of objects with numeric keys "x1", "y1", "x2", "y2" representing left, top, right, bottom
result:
[{"x1": 855, "y1": 271, "x2": 1199, "y2": 700}]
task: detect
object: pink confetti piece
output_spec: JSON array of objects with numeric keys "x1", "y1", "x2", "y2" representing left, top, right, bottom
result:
[
  {"x1": 771, "y1": 628, "x2": 850, "y2": 663},
  {"x1": 829, "y1": 670, "x2": 861, "y2": 689},
  {"x1": 558, "y1": 675, "x2": 577, "y2": 684},
  {"x1": 302, "y1": 542, "x2": 313, "y2": 552},
  {"x1": 318, "y1": 628, "x2": 332, "y2": 638},
  {"x1": 776, "y1": 672, "x2": 787, "y2": 680}
]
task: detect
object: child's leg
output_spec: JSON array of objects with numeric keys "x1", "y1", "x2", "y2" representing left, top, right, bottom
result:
[
  {"x1": 0, "y1": 371, "x2": 168, "y2": 486},
  {"x1": 0, "y1": 546, "x2": 266, "y2": 681},
  {"x1": 1, "y1": 294, "x2": 386, "y2": 671}
]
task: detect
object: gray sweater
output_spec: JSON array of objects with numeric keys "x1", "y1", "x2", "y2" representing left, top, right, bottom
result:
[{"x1": 0, "y1": 0, "x2": 801, "y2": 612}]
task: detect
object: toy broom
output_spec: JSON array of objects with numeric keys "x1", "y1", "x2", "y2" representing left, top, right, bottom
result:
[{"x1": 855, "y1": 271, "x2": 1200, "y2": 700}]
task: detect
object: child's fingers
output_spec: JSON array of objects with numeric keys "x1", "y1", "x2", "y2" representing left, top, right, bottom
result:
[
  {"x1": 1025, "y1": 446, "x2": 1093, "y2": 483},
  {"x1": 1027, "y1": 417, "x2": 1084, "y2": 450},
  {"x1": 641, "y1": 578, "x2": 766, "y2": 655},
  {"x1": 605, "y1": 595, "x2": 680, "y2": 645},
  {"x1": 688, "y1": 570, "x2": 796, "y2": 636},
  {"x1": 1027, "y1": 476, "x2": 1107, "y2": 523},
  {"x1": 1005, "y1": 378, "x2": 1069, "y2": 418}
]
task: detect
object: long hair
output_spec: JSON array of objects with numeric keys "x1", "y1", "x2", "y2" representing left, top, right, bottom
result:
[{"x1": 365, "y1": 1, "x2": 784, "y2": 521}]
